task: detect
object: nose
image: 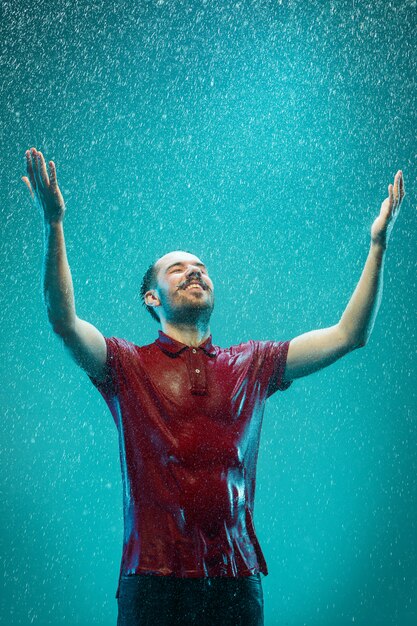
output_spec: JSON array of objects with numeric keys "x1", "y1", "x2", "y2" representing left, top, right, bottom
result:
[
  {"x1": 186, "y1": 266, "x2": 202, "y2": 277},
  {"x1": 182, "y1": 265, "x2": 206, "y2": 290},
  {"x1": 183, "y1": 263, "x2": 204, "y2": 279}
]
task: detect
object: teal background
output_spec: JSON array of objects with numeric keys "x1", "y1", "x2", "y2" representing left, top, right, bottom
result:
[{"x1": 1, "y1": 0, "x2": 416, "y2": 624}]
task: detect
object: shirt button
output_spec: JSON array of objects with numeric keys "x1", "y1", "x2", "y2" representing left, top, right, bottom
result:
[
  {"x1": 192, "y1": 349, "x2": 197, "y2": 354},
  {"x1": 195, "y1": 369, "x2": 200, "y2": 374}
]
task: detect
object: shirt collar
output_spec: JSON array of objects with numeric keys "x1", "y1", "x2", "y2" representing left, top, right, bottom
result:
[{"x1": 155, "y1": 330, "x2": 217, "y2": 357}]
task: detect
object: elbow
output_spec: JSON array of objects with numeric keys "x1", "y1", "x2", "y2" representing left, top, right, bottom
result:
[
  {"x1": 50, "y1": 323, "x2": 68, "y2": 337},
  {"x1": 340, "y1": 330, "x2": 368, "y2": 351},
  {"x1": 47, "y1": 314, "x2": 76, "y2": 337},
  {"x1": 49, "y1": 320, "x2": 67, "y2": 337},
  {"x1": 339, "y1": 324, "x2": 368, "y2": 351},
  {"x1": 353, "y1": 337, "x2": 368, "y2": 349},
  {"x1": 342, "y1": 333, "x2": 368, "y2": 351}
]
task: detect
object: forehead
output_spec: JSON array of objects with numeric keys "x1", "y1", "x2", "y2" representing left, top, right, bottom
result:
[{"x1": 155, "y1": 251, "x2": 205, "y2": 274}]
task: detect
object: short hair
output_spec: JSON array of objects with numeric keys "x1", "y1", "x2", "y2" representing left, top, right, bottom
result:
[{"x1": 140, "y1": 260, "x2": 160, "y2": 323}]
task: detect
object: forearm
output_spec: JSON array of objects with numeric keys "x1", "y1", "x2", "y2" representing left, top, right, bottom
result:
[
  {"x1": 339, "y1": 241, "x2": 386, "y2": 347},
  {"x1": 42, "y1": 220, "x2": 77, "y2": 332}
]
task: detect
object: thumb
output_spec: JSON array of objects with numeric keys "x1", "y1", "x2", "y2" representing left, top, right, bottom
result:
[{"x1": 21, "y1": 176, "x2": 34, "y2": 199}]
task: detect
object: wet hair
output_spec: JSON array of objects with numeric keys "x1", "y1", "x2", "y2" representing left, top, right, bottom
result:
[
  {"x1": 140, "y1": 260, "x2": 160, "y2": 323},
  {"x1": 140, "y1": 250, "x2": 197, "y2": 323}
]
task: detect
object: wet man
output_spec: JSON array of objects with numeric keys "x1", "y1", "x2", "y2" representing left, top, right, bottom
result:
[{"x1": 22, "y1": 147, "x2": 405, "y2": 626}]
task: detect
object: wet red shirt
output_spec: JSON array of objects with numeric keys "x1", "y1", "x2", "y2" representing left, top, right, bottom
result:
[{"x1": 88, "y1": 330, "x2": 292, "y2": 598}]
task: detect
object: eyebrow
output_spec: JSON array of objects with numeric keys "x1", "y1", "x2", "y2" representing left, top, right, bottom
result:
[{"x1": 165, "y1": 261, "x2": 207, "y2": 272}]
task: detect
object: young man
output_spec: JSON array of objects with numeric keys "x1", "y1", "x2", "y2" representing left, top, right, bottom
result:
[{"x1": 22, "y1": 147, "x2": 405, "y2": 626}]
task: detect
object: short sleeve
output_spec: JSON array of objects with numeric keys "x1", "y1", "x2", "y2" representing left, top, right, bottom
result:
[
  {"x1": 255, "y1": 339, "x2": 293, "y2": 398},
  {"x1": 86, "y1": 336, "x2": 119, "y2": 397},
  {"x1": 87, "y1": 336, "x2": 137, "y2": 400}
]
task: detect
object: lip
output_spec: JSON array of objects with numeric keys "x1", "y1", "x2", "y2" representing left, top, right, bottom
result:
[{"x1": 183, "y1": 282, "x2": 205, "y2": 290}]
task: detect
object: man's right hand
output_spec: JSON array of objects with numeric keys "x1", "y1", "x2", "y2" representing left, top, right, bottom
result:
[{"x1": 22, "y1": 147, "x2": 66, "y2": 224}]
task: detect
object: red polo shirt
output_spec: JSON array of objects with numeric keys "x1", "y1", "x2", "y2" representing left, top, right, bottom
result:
[{"x1": 88, "y1": 330, "x2": 292, "y2": 598}]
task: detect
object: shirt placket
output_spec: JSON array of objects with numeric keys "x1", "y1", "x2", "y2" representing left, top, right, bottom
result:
[{"x1": 185, "y1": 348, "x2": 208, "y2": 395}]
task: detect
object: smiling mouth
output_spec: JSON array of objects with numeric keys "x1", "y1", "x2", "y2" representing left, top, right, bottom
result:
[{"x1": 182, "y1": 282, "x2": 205, "y2": 290}]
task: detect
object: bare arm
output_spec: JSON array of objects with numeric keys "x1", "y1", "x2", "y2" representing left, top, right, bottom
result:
[
  {"x1": 283, "y1": 324, "x2": 355, "y2": 382},
  {"x1": 283, "y1": 170, "x2": 406, "y2": 383},
  {"x1": 338, "y1": 241, "x2": 385, "y2": 346},
  {"x1": 43, "y1": 220, "x2": 76, "y2": 331},
  {"x1": 23, "y1": 148, "x2": 107, "y2": 383}
]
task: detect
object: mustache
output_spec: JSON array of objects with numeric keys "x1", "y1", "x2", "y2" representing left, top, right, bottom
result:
[{"x1": 180, "y1": 279, "x2": 208, "y2": 290}]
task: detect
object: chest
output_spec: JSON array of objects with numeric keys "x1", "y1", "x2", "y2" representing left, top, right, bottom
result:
[
  {"x1": 136, "y1": 349, "x2": 256, "y2": 423},
  {"x1": 120, "y1": 349, "x2": 263, "y2": 469}
]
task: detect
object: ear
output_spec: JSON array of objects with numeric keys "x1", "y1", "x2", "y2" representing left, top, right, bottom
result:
[{"x1": 144, "y1": 289, "x2": 160, "y2": 307}]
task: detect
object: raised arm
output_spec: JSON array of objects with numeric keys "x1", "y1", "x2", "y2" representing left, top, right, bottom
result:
[
  {"x1": 283, "y1": 170, "x2": 406, "y2": 383},
  {"x1": 22, "y1": 148, "x2": 108, "y2": 383}
]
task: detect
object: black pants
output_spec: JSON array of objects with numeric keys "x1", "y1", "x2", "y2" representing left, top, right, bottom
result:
[{"x1": 117, "y1": 573, "x2": 264, "y2": 626}]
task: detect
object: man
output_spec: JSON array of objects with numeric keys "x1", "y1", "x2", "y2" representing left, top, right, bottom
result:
[{"x1": 22, "y1": 147, "x2": 405, "y2": 626}]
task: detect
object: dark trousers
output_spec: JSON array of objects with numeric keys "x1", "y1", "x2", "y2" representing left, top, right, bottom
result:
[{"x1": 117, "y1": 573, "x2": 264, "y2": 626}]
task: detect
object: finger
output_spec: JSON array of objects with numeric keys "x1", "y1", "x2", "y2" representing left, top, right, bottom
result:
[
  {"x1": 49, "y1": 160, "x2": 57, "y2": 189},
  {"x1": 25, "y1": 149, "x2": 37, "y2": 190},
  {"x1": 21, "y1": 176, "x2": 34, "y2": 199},
  {"x1": 395, "y1": 171, "x2": 404, "y2": 210},
  {"x1": 399, "y1": 170, "x2": 406, "y2": 199},
  {"x1": 393, "y1": 176, "x2": 401, "y2": 211},
  {"x1": 38, "y1": 151, "x2": 50, "y2": 186},
  {"x1": 387, "y1": 184, "x2": 394, "y2": 213},
  {"x1": 393, "y1": 173, "x2": 400, "y2": 203},
  {"x1": 31, "y1": 148, "x2": 43, "y2": 189}
]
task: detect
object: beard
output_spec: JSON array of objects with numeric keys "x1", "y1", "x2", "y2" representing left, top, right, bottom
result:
[{"x1": 159, "y1": 288, "x2": 215, "y2": 325}]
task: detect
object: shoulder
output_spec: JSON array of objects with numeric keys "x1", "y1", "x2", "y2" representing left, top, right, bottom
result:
[
  {"x1": 214, "y1": 340, "x2": 258, "y2": 364},
  {"x1": 219, "y1": 338, "x2": 291, "y2": 362},
  {"x1": 216, "y1": 339, "x2": 256, "y2": 354},
  {"x1": 220, "y1": 339, "x2": 285, "y2": 353},
  {"x1": 104, "y1": 336, "x2": 142, "y2": 360}
]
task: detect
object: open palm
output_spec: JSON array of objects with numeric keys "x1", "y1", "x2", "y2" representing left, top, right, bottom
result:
[
  {"x1": 371, "y1": 170, "x2": 405, "y2": 248},
  {"x1": 22, "y1": 148, "x2": 66, "y2": 224}
]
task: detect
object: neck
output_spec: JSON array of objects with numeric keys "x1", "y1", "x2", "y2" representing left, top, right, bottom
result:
[{"x1": 160, "y1": 320, "x2": 211, "y2": 347}]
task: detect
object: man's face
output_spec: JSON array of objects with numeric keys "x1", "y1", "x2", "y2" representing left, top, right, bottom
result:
[{"x1": 146, "y1": 251, "x2": 215, "y2": 323}]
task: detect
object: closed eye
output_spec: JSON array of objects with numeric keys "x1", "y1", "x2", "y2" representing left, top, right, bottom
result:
[{"x1": 171, "y1": 268, "x2": 207, "y2": 274}]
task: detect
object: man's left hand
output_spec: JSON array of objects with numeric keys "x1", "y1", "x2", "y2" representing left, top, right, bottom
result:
[{"x1": 371, "y1": 170, "x2": 406, "y2": 249}]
